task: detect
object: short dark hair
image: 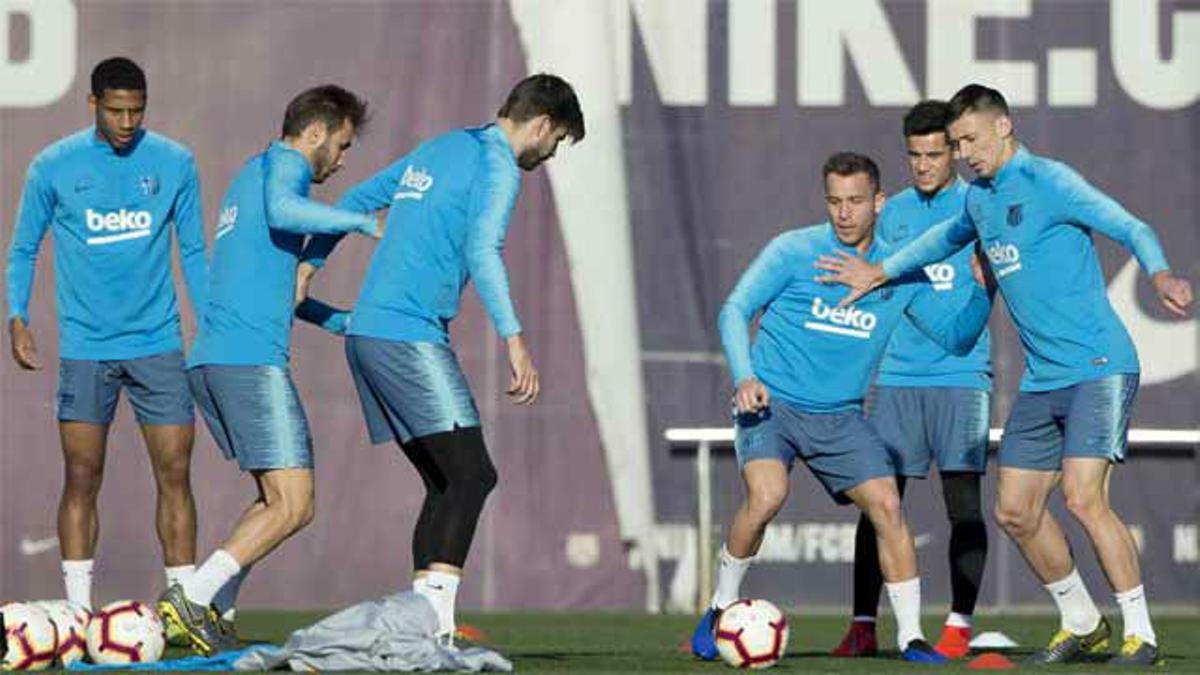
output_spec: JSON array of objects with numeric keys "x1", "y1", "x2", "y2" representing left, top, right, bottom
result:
[
  {"x1": 823, "y1": 152, "x2": 881, "y2": 193},
  {"x1": 903, "y1": 100, "x2": 951, "y2": 138},
  {"x1": 948, "y1": 84, "x2": 1009, "y2": 121},
  {"x1": 281, "y1": 85, "x2": 369, "y2": 138},
  {"x1": 497, "y1": 73, "x2": 585, "y2": 142},
  {"x1": 91, "y1": 57, "x2": 146, "y2": 97}
]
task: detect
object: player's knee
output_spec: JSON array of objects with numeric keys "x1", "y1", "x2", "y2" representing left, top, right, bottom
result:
[
  {"x1": 477, "y1": 457, "x2": 498, "y2": 496},
  {"x1": 942, "y1": 473, "x2": 983, "y2": 525},
  {"x1": 153, "y1": 455, "x2": 192, "y2": 492},
  {"x1": 1062, "y1": 485, "x2": 1107, "y2": 523},
  {"x1": 746, "y1": 482, "x2": 787, "y2": 522},
  {"x1": 63, "y1": 459, "x2": 104, "y2": 497},
  {"x1": 867, "y1": 491, "x2": 903, "y2": 530},
  {"x1": 993, "y1": 500, "x2": 1035, "y2": 538}
]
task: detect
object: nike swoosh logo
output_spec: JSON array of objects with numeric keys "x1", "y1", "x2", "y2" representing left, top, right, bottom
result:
[
  {"x1": 20, "y1": 536, "x2": 59, "y2": 556},
  {"x1": 1109, "y1": 258, "x2": 1197, "y2": 385},
  {"x1": 427, "y1": 584, "x2": 445, "y2": 591}
]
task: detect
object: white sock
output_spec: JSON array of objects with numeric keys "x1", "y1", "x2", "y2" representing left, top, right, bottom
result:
[
  {"x1": 946, "y1": 612, "x2": 971, "y2": 629},
  {"x1": 1044, "y1": 568, "x2": 1101, "y2": 635},
  {"x1": 181, "y1": 549, "x2": 241, "y2": 608},
  {"x1": 62, "y1": 559, "x2": 94, "y2": 610},
  {"x1": 1115, "y1": 585, "x2": 1156, "y2": 645},
  {"x1": 885, "y1": 577, "x2": 925, "y2": 650},
  {"x1": 852, "y1": 615, "x2": 876, "y2": 624},
  {"x1": 165, "y1": 564, "x2": 195, "y2": 588},
  {"x1": 213, "y1": 565, "x2": 252, "y2": 622},
  {"x1": 414, "y1": 571, "x2": 460, "y2": 638},
  {"x1": 710, "y1": 545, "x2": 754, "y2": 610}
]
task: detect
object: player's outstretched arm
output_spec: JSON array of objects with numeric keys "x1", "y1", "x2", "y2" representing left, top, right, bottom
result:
[
  {"x1": 264, "y1": 147, "x2": 380, "y2": 238},
  {"x1": 294, "y1": 296, "x2": 351, "y2": 335},
  {"x1": 1058, "y1": 166, "x2": 1193, "y2": 317},
  {"x1": 816, "y1": 211, "x2": 977, "y2": 306},
  {"x1": 301, "y1": 156, "x2": 412, "y2": 270}
]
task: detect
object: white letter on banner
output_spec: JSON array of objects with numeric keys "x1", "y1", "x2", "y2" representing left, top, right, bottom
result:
[
  {"x1": 0, "y1": 0, "x2": 76, "y2": 108},
  {"x1": 613, "y1": 0, "x2": 707, "y2": 105},
  {"x1": 729, "y1": 0, "x2": 776, "y2": 106},
  {"x1": 926, "y1": 0, "x2": 1035, "y2": 105},
  {"x1": 1111, "y1": 0, "x2": 1199, "y2": 110},
  {"x1": 797, "y1": 0, "x2": 918, "y2": 107}
]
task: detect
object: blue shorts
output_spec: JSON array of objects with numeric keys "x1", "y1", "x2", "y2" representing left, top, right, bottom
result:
[
  {"x1": 869, "y1": 386, "x2": 991, "y2": 477},
  {"x1": 187, "y1": 365, "x2": 313, "y2": 471},
  {"x1": 57, "y1": 351, "x2": 193, "y2": 425},
  {"x1": 345, "y1": 336, "x2": 481, "y2": 445},
  {"x1": 734, "y1": 402, "x2": 895, "y2": 505},
  {"x1": 999, "y1": 373, "x2": 1139, "y2": 471}
]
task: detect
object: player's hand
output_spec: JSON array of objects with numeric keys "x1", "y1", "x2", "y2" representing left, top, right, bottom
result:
[
  {"x1": 295, "y1": 262, "x2": 318, "y2": 309},
  {"x1": 505, "y1": 333, "x2": 540, "y2": 405},
  {"x1": 733, "y1": 377, "x2": 769, "y2": 414},
  {"x1": 814, "y1": 250, "x2": 888, "y2": 307},
  {"x1": 970, "y1": 242, "x2": 997, "y2": 293},
  {"x1": 9, "y1": 317, "x2": 42, "y2": 370},
  {"x1": 1152, "y1": 271, "x2": 1193, "y2": 317}
]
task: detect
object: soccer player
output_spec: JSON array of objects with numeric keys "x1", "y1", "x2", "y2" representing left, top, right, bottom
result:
[
  {"x1": 6, "y1": 57, "x2": 207, "y2": 610},
  {"x1": 817, "y1": 84, "x2": 1193, "y2": 666},
  {"x1": 831, "y1": 101, "x2": 990, "y2": 660},
  {"x1": 690, "y1": 152, "x2": 994, "y2": 664},
  {"x1": 157, "y1": 85, "x2": 380, "y2": 655},
  {"x1": 296, "y1": 73, "x2": 584, "y2": 644}
]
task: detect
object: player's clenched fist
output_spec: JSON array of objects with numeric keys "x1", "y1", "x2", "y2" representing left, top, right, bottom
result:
[{"x1": 734, "y1": 377, "x2": 769, "y2": 414}]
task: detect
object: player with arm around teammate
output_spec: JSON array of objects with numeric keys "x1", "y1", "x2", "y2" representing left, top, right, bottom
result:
[
  {"x1": 157, "y1": 85, "x2": 380, "y2": 655},
  {"x1": 817, "y1": 84, "x2": 1193, "y2": 666}
]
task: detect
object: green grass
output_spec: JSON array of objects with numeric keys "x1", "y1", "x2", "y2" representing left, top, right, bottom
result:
[{"x1": 223, "y1": 611, "x2": 1200, "y2": 672}]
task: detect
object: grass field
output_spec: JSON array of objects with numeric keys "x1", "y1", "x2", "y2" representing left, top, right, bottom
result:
[{"x1": 222, "y1": 611, "x2": 1200, "y2": 672}]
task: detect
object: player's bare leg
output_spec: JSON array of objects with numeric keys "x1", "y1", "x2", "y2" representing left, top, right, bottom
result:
[
  {"x1": 995, "y1": 467, "x2": 1111, "y2": 663},
  {"x1": 1061, "y1": 458, "x2": 1158, "y2": 663},
  {"x1": 57, "y1": 422, "x2": 109, "y2": 608},
  {"x1": 845, "y1": 477, "x2": 939, "y2": 661},
  {"x1": 141, "y1": 423, "x2": 197, "y2": 567}
]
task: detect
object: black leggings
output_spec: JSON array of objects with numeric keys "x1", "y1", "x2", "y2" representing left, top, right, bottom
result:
[{"x1": 402, "y1": 426, "x2": 498, "y2": 570}]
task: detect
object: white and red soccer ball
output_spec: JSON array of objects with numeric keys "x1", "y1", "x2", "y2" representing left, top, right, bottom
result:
[
  {"x1": 32, "y1": 600, "x2": 91, "y2": 667},
  {"x1": 714, "y1": 599, "x2": 790, "y2": 669},
  {"x1": 1, "y1": 602, "x2": 59, "y2": 671},
  {"x1": 85, "y1": 599, "x2": 165, "y2": 665}
]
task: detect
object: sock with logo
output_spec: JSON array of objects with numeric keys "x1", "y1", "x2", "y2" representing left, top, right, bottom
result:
[
  {"x1": 710, "y1": 544, "x2": 754, "y2": 611},
  {"x1": 1044, "y1": 567, "x2": 1102, "y2": 635},
  {"x1": 181, "y1": 549, "x2": 241, "y2": 608},
  {"x1": 62, "y1": 559, "x2": 94, "y2": 610},
  {"x1": 884, "y1": 577, "x2": 925, "y2": 650},
  {"x1": 212, "y1": 565, "x2": 252, "y2": 622},
  {"x1": 164, "y1": 564, "x2": 195, "y2": 589},
  {"x1": 1115, "y1": 585, "x2": 1156, "y2": 645},
  {"x1": 414, "y1": 570, "x2": 461, "y2": 638}
]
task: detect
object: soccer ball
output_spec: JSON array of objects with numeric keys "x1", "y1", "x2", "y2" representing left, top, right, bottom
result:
[
  {"x1": 1, "y1": 602, "x2": 58, "y2": 671},
  {"x1": 85, "y1": 600, "x2": 165, "y2": 665},
  {"x1": 714, "y1": 599, "x2": 789, "y2": 669},
  {"x1": 33, "y1": 600, "x2": 91, "y2": 667}
]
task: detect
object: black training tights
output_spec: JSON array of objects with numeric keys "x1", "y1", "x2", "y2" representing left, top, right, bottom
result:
[{"x1": 402, "y1": 426, "x2": 498, "y2": 570}]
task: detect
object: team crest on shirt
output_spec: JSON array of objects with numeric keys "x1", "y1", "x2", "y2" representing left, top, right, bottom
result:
[
  {"x1": 73, "y1": 176, "x2": 95, "y2": 193},
  {"x1": 137, "y1": 174, "x2": 160, "y2": 196},
  {"x1": 1007, "y1": 203, "x2": 1023, "y2": 227}
]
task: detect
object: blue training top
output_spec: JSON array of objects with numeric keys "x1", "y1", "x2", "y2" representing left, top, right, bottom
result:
[
  {"x1": 6, "y1": 127, "x2": 208, "y2": 360},
  {"x1": 720, "y1": 223, "x2": 992, "y2": 413},
  {"x1": 881, "y1": 146, "x2": 1170, "y2": 392},
  {"x1": 188, "y1": 141, "x2": 377, "y2": 367},
  {"x1": 300, "y1": 123, "x2": 523, "y2": 343},
  {"x1": 876, "y1": 177, "x2": 991, "y2": 389}
]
